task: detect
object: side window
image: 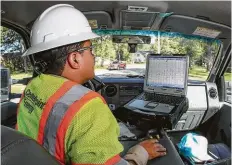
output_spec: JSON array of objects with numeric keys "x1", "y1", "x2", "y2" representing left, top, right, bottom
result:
[
  {"x1": 224, "y1": 63, "x2": 231, "y2": 104},
  {"x1": 1, "y1": 26, "x2": 32, "y2": 101}
]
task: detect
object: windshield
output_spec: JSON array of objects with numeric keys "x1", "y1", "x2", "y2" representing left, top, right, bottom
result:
[{"x1": 92, "y1": 30, "x2": 220, "y2": 81}]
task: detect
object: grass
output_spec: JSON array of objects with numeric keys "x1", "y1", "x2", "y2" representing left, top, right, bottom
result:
[
  {"x1": 134, "y1": 62, "x2": 146, "y2": 64},
  {"x1": 9, "y1": 66, "x2": 105, "y2": 94},
  {"x1": 95, "y1": 66, "x2": 107, "y2": 69},
  {"x1": 11, "y1": 84, "x2": 26, "y2": 94},
  {"x1": 10, "y1": 72, "x2": 31, "y2": 94},
  {"x1": 11, "y1": 72, "x2": 32, "y2": 79},
  {"x1": 9, "y1": 65, "x2": 231, "y2": 94},
  {"x1": 189, "y1": 66, "x2": 231, "y2": 81},
  {"x1": 224, "y1": 72, "x2": 231, "y2": 81},
  {"x1": 189, "y1": 66, "x2": 209, "y2": 80}
]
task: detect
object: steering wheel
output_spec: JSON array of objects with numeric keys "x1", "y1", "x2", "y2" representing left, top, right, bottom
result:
[
  {"x1": 83, "y1": 80, "x2": 95, "y2": 91},
  {"x1": 83, "y1": 76, "x2": 105, "y2": 92}
]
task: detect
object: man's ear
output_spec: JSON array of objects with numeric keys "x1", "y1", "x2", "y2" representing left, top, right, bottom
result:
[{"x1": 67, "y1": 52, "x2": 82, "y2": 69}]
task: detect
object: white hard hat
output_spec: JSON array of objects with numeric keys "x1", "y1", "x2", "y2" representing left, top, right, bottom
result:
[{"x1": 22, "y1": 4, "x2": 99, "y2": 57}]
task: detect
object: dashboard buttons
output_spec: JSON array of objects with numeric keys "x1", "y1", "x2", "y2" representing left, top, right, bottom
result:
[
  {"x1": 105, "y1": 85, "x2": 117, "y2": 97},
  {"x1": 209, "y1": 87, "x2": 217, "y2": 99},
  {"x1": 109, "y1": 104, "x2": 116, "y2": 110}
]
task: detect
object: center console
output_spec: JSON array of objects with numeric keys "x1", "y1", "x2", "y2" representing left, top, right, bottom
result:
[
  {"x1": 119, "y1": 126, "x2": 185, "y2": 165},
  {"x1": 117, "y1": 114, "x2": 231, "y2": 165}
]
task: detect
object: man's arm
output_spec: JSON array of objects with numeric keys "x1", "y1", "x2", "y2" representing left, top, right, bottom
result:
[
  {"x1": 64, "y1": 95, "x2": 152, "y2": 165},
  {"x1": 64, "y1": 96, "x2": 124, "y2": 164}
]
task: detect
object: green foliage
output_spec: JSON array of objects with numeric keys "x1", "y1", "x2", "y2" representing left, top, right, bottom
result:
[
  {"x1": 93, "y1": 36, "x2": 131, "y2": 66},
  {"x1": 1, "y1": 26, "x2": 220, "y2": 77},
  {"x1": 11, "y1": 73, "x2": 32, "y2": 94},
  {"x1": 11, "y1": 73, "x2": 32, "y2": 79},
  {"x1": 159, "y1": 36, "x2": 219, "y2": 71},
  {"x1": 1, "y1": 26, "x2": 31, "y2": 73},
  {"x1": 224, "y1": 72, "x2": 231, "y2": 81},
  {"x1": 1, "y1": 53, "x2": 32, "y2": 73},
  {"x1": 11, "y1": 84, "x2": 26, "y2": 94},
  {"x1": 93, "y1": 34, "x2": 219, "y2": 71},
  {"x1": 1, "y1": 26, "x2": 25, "y2": 53},
  {"x1": 189, "y1": 65, "x2": 209, "y2": 80}
]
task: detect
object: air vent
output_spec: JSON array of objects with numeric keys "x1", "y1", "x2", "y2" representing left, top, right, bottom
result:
[
  {"x1": 165, "y1": 26, "x2": 172, "y2": 32},
  {"x1": 209, "y1": 87, "x2": 217, "y2": 99},
  {"x1": 120, "y1": 10, "x2": 158, "y2": 29},
  {"x1": 123, "y1": 26, "x2": 132, "y2": 30},
  {"x1": 100, "y1": 25, "x2": 108, "y2": 29},
  {"x1": 128, "y1": 6, "x2": 148, "y2": 12},
  {"x1": 105, "y1": 85, "x2": 117, "y2": 97}
]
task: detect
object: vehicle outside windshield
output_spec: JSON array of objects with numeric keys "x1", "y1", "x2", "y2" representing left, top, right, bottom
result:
[{"x1": 92, "y1": 30, "x2": 221, "y2": 81}]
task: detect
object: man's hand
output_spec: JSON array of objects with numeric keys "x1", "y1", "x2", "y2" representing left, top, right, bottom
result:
[{"x1": 139, "y1": 139, "x2": 166, "y2": 160}]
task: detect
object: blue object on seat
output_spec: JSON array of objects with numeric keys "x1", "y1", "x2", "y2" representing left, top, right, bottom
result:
[{"x1": 208, "y1": 143, "x2": 231, "y2": 160}]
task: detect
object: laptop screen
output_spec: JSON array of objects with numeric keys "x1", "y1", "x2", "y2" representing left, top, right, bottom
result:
[{"x1": 144, "y1": 55, "x2": 189, "y2": 96}]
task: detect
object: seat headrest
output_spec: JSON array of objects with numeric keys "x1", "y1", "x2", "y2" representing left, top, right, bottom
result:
[{"x1": 1, "y1": 125, "x2": 61, "y2": 165}]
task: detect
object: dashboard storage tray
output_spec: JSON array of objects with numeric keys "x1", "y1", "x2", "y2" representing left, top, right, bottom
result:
[{"x1": 124, "y1": 94, "x2": 189, "y2": 130}]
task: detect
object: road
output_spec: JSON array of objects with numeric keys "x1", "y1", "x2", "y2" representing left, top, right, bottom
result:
[{"x1": 95, "y1": 64, "x2": 146, "y2": 76}]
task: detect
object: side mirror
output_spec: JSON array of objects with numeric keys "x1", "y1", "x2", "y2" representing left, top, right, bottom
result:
[{"x1": 1, "y1": 68, "x2": 10, "y2": 102}]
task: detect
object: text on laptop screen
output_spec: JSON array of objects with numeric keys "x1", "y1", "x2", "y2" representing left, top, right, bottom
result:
[{"x1": 146, "y1": 56, "x2": 187, "y2": 89}]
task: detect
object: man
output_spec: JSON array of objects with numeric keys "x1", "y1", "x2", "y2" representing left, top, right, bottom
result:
[{"x1": 16, "y1": 4, "x2": 166, "y2": 165}]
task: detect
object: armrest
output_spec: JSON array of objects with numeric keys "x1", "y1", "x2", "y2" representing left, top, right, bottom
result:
[
  {"x1": 120, "y1": 129, "x2": 185, "y2": 165},
  {"x1": 148, "y1": 132, "x2": 184, "y2": 165}
]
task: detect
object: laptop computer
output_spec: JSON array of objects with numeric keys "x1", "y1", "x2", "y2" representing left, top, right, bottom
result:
[{"x1": 125, "y1": 55, "x2": 189, "y2": 114}]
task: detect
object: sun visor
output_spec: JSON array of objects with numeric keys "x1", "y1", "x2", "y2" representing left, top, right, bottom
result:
[
  {"x1": 84, "y1": 11, "x2": 112, "y2": 29},
  {"x1": 160, "y1": 15, "x2": 231, "y2": 40},
  {"x1": 120, "y1": 9, "x2": 173, "y2": 30},
  {"x1": 26, "y1": 11, "x2": 113, "y2": 30}
]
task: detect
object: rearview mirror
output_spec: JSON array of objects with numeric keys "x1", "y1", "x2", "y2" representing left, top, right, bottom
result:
[
  {"x1": 128, "y1": 44, "x2": 137, "y2": 53},
  {"x1": 112, "y1": 35, "x2": 151, "y2": 44}
]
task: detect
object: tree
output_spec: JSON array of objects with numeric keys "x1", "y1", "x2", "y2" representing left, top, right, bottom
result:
[
  {"x1": 93, "y1": 35, "x2": 131, "y2": 66},
  {"x1": 90, "y1": 32, "x2": 220, "y2": 69},
  {"x1": 1, "y1": 26, "x2": 30, "y2": 72},
  {"x1": 114, "y1": 43, "x2": 130, "y2": 61},
  {"x1": 1, "y1": 26, "x2": 24, "y2": 54},
  {"x1": 92, "y1": 35, "x2": 116, "y2": 66},
  {"x1": 202, "y1": 42, "x2": 219, "y2": 71}
]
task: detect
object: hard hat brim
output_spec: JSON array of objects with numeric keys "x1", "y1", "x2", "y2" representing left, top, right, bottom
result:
[{"x1": 22, "y1": 32, "x2": 100, "y2": 57}]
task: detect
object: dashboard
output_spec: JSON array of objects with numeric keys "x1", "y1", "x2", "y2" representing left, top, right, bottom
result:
[
  {"x1": 99, "y1": 77, "x2": 144, "y2": 110},
  {"x1": 98, "y1": 75, "x2": 220, "y2": 131}
]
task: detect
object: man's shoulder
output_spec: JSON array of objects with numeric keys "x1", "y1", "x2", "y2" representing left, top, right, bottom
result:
[
  {"x1": 62, "y1": 84, "x2": 106, "y2": 106},
  {"x1": 68, "y1": 89, "x2": 109, "y2": 124},
  {"x1": 83, "y1": 90, "x2": 106, "y2": 104}
]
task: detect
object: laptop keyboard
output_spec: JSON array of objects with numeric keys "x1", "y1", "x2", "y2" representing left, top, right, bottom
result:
[
  {"x1": 137, "y1": 93, "x2": 183, "y2": 105},
  {"x1": 137, "y1": 93, "x2": 151, "y2": 101}
]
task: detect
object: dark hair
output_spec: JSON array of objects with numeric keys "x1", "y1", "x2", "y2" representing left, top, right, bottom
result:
[{"x1": 33, "y1": 41, "x2": 85, "y2": 76}]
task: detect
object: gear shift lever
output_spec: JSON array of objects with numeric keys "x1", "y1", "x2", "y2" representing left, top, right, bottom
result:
[{"x1": 147, "y1": 129, "x2": 160, "y2": 140}]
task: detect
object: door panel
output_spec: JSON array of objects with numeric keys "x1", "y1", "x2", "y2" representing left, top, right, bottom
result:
[
  {"x1": 1, "y1": 101, "x2": 18, "y2": 128},
  {"x1": 207, "y1": 102, "x2": 231, "y2": 147},
  {"x1": 216, "y1": 103, "x2": 231, "y2": 147}
]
